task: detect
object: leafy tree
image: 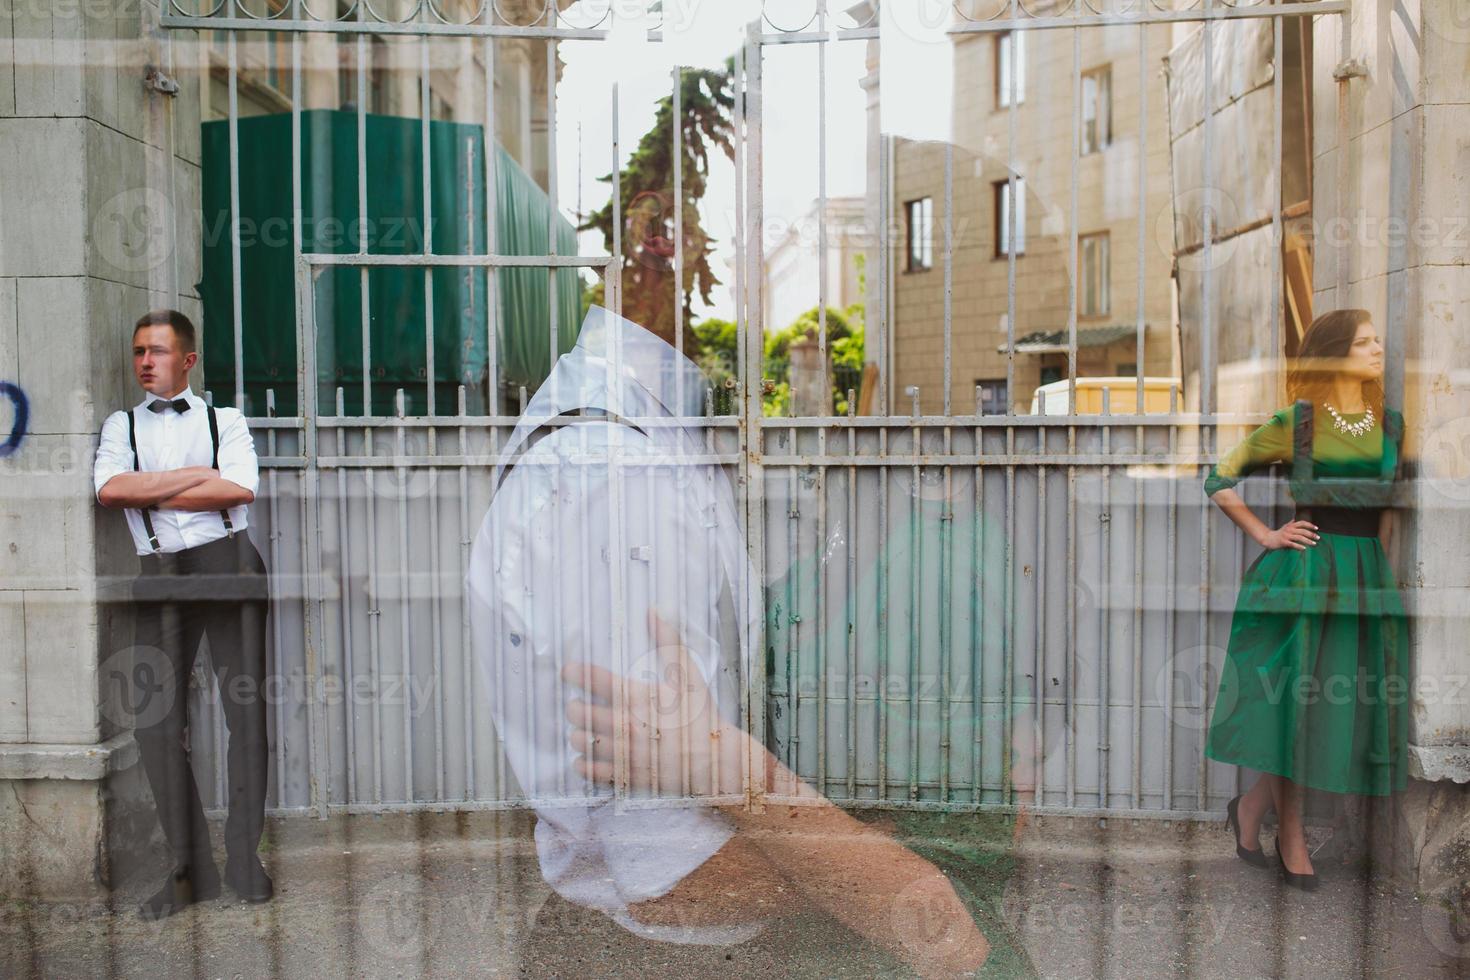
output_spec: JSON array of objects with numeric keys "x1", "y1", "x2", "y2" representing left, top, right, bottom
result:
[{"x1": 582, "y1": 62, "x2": 735, "y2": 350}]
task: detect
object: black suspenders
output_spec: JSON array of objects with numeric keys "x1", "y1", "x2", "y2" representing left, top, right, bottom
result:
[
  {"x1": 204, "y1": 404, "x2": 237, "y2": 538},
  {"x1": 127, "y1": 403, "x2": 236, "y2": 555}
]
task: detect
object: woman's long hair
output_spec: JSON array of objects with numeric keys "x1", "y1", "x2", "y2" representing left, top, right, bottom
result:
[{"x1": 1285, "y1": 308, "x2": 1385, "y2": 418}]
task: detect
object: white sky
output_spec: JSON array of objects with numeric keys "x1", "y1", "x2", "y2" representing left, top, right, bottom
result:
[{"x1": 553, "y1": 1, "x2": 954, "y2": 322}]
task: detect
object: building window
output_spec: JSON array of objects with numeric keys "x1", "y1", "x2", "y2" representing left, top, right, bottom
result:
[
  {"x1": 993, "y1": 178, "x2": 1026, "y2": 257},
  {"x1": 995, "y1": 31, "x2": 1026, "y2": 107},
  {"x1": 1081, "y1": 66, "x2": 1112, "y2": 154},
  {"x1": 1117, "y1": 362, "x2": 1138, "y2": 377},
  {"x1": 905, "y1": 197, "x2": 933, "y2": 272},
  {"x1": 976, "y1": 379, "x2": 1009, "y2": 416},
  {"x1": 1079, "y1": 231, "x2": 1110, "y2": 318}
]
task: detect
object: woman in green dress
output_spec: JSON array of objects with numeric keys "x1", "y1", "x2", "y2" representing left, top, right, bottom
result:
[{"x1": 1203, "y1": 309, "x2": 1407, "y2": 891}]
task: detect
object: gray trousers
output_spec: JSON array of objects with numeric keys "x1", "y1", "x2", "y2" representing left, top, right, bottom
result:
[{"x1": 131, "y1": 532, "x2": 270, "y2": 875}]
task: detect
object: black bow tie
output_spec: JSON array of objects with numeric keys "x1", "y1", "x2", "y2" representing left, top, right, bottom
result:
[{"x1": 148, "y1": 397, "x2": 191, "y2": 414}]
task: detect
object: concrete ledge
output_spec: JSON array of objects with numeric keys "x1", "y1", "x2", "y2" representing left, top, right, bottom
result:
[
  {"x1": 1409, "y1": 744, "x2": 1470, "y2": 784},
  {"x1": 0, "y1": 733, "x2": 137, "y2": 782}
]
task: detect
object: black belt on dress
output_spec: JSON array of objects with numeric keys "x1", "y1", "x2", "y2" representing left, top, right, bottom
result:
[{"x1": 1295, "y1": 506, "x2": 1382, "y2": 538}]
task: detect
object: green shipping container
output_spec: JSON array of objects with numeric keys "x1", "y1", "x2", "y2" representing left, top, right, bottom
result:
[{"x1": 199, "y1": 109, "x2": 584, "y2": 417}]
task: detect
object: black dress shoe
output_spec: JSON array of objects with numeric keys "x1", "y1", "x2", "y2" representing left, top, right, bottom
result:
[
  {"x1": 1225, "y1": 796, "x2": 1269, "y2": 869},
  {"x1": 1274, "y1": 845, "x2": 1321, "y2": 892},
  {"x1": 138, "y1": 866, "x2": 222, "y2": 921},
  {"x1": 225, "y1": 853, "x2": 274, "y2": 903}
]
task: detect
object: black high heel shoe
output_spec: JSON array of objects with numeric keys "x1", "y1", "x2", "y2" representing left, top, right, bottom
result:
[
  {"x1": 1226, "y1": 796, "x2": 1269, "y2": 869},
  {"x1": 1274, "y1": 844, "x2": 1320, "y2": 892}
]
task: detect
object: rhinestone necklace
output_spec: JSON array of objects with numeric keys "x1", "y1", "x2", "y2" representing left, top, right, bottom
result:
[{"x1": 1325, "y1": 402, "x2": 1375, "y2": 437}]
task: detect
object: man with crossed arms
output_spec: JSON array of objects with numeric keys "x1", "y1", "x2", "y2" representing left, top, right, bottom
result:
[{"x1": 94, "y1": 310, "x2": 273, "y2": 920}]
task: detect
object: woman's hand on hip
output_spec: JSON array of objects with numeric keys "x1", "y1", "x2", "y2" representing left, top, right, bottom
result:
[{"x1": 1261, "y1": 519, "x2": 1319, "y2": 551}]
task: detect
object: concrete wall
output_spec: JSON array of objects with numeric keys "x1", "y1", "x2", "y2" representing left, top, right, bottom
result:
[
  {"x1": 0, "y1": 0, "x2": 200, "y2": 899},
  {"x1": 1312, "y1": 0, "x2": 1470, "y2": 896}
]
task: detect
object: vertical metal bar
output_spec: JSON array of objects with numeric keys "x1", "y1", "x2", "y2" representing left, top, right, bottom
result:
[
  {"x1": 877, "y1": 134, "x2": 889, "y2": 416},
  {"x1": 704, "y1": 389, "x2": 719, "y2": 798},
  {"x1": 1005, "y1": 20, "x2": 1018, "y2": 411},
  {"x1": 817, "y1": 35, "x2": 828, "y2": 407},
  {"x1": 428, "y1": 438, "x2": 445, "y2": 803},
  {"x1": 458, "y1": 387, "x2": 474, "y2": 800},
  {"x1": 1197, "y1": 416, "x2": 1212, "y2": 811},
  {"x1": 364, "y1": 423, "x2": 383, "y2": 805},
  {"x1": 1099, "y1": 393, "x2": 1112, "y2": 808},
  {"x1": 786, "y1": 460, "x2": 798, "y2": 774},
  {"x1": 1164, "y1": 388, "x2": 1178, "y2": 810},
  {"x1": 1002, "y1": 424, "x2": 1015, "y2": 805},
  {"x1": 1199, "y1": 0, "x2": 1217, "y2": 810},
  {"x1": 1065, "y1": 418, "x2": 1077, "y2": 808},
  {"x1": 1034, "y1": 442, "x2": 1046, "y2": 805},
  {"x1": 673, "y1": 64, "x2": 684, "y2": 407},
  {"x1": 741, "y1": 23, "x2": 768, "y2": 807},
  {"x1": 972, "y1": 400, "x2": 985, "y2": 802},
  {"x1": 336, "y1": 388, "x2": 358, "y2": 805},
  {"x1": 547, "y1": 34, "x2": 559, "y2": 378},
  {"x1": 1132, "y1": 417, "x2": 1145, "y2": 810},
  {"x1": 1272, "y1": 12, "x2": 1284, "y2": 383},
  {"x1": 357, "y1": 19, "x2": 370, "y2": 416},
  {"x1": 228, "y1": 32, "x2": 244, "y2": 410},
  {"x1": 1068, "y1": 27, "x2": 1080, "y2": 413},
  {"x1": 943, "y1": 142, "x2": 953, "y2": 417},
  {"x1": 909, "y1": 434, "x2": 921, "y2": 801},
  {"x1": 878, "y1": 429, "x2": 890, "y2": 799},
  {"x1": 1201, "y1": 0, "x2": 1216, "y2": 419},
  {"x1": 605, "y1": 72, "x2": 629, "y2": 807},
  {"x1": 939, "y1": 426, "x2": 953, "y2": 800},
  {"x1": 1136, "y1": 24, "x2": 1147, "y2": 411},
  {"x1": 266, "y1": 388, "x2": 286, "y2": 807},
  {"x1": 395, "y1": 389, "x2": 415, "y2": 802},
  {"x1": 293, "y1": 34, "x2": 330, "y2": 819},
  {"x1": 421, "y1": 35, "x2": 435, "y2": 417},
  {"x1": 845, "y1": 401, "x2": 857, "y2": 800},
  {"x1": 1335, "y1": 9, "x2": 1351, "y2": 305},
  {"x1": 816, "y1": 433, "x2": 828, "y2": 793},
  {"x1": 484, "y1": 25, "x2": 499, "y2": 415},
  {"x1": 1127, "y1": 25, "x2": 1147, "y2": 794}
]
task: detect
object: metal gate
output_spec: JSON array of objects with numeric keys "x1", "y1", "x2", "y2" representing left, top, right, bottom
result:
[{"x1": 160, "y1": 0, "x2": 1352, "y2": 822}]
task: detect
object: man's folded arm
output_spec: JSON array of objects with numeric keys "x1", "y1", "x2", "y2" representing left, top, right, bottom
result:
[
  {"x1": 97, "y1": 468, "x2": 218, "y2": 509},
  {"x1": 155, "y1": 477, "x2": 254, "y2": 511}
]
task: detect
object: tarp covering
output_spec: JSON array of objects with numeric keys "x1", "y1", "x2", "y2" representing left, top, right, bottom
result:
[{"x1": 200, "y1": 109, "x2": 583, "y2": 416}]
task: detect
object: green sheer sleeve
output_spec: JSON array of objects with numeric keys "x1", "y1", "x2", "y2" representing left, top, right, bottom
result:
[{"x1": 1204, "y1": 406, "x2": 1294, "y2": 496}]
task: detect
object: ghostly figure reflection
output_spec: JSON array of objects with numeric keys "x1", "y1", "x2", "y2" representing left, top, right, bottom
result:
[{"x1": 468, "y1": 307, "x2": 993, "y2": 974}]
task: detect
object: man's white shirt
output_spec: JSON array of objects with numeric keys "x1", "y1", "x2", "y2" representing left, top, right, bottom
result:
[
  {"x1": 466, "y1": 307, "x2": 758, "y2": 944},
  {"x1": 93, "y1": 387, "x2": 260, "y2": 555}
]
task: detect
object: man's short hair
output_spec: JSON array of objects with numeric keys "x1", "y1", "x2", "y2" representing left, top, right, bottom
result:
[{"x1": 133, "y1": 309, "x2": 197, "y2": 354}]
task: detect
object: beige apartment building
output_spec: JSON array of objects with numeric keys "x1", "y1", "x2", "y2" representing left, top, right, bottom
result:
[{"x1": 889, "y1": 25, "x2": 1181, "y2": 415}]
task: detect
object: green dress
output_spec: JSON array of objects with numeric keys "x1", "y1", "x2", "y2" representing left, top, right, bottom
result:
[{"x1": 1203, "y1": 400, "x2": 1408, "y2": 797}]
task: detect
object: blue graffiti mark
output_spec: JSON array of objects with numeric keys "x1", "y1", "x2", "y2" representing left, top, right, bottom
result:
[{"x1": 0, "y1": 382, "x2": 28, "y2": 458}]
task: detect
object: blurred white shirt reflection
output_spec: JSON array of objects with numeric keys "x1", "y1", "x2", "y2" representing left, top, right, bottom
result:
[{"x1": 467, "y1": 306, "x2": 756, "y2": 943}]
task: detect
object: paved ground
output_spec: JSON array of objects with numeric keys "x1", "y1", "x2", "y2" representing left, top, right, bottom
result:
[{"x1": 3, "y1": 809, "x2": 1467, "y2": 978}]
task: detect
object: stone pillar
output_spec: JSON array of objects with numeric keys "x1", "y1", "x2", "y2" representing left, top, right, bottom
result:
[
  {"x1": 0, "y1": 0, "x2": 201, "y2": 899},
  {"x1": 1313, "y1": 0, "x2": 1470, "y2": 916}
]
